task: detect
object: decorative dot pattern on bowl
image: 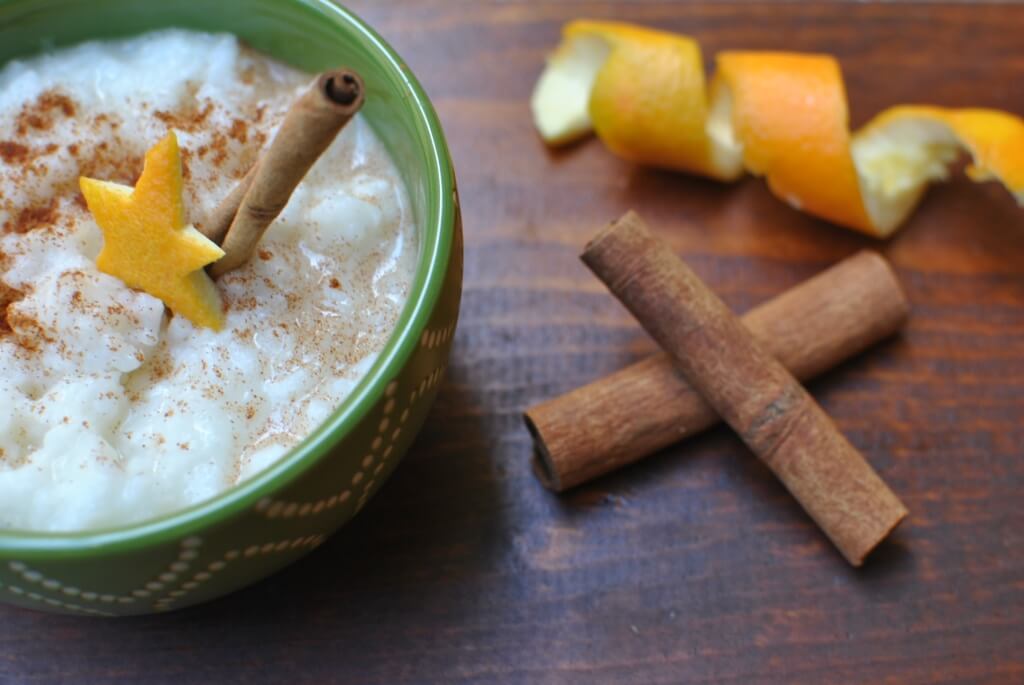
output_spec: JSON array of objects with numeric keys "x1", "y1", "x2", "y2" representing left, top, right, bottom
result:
[{"x1": 0, "y1": 277, "x2": 460, "y2": 615}]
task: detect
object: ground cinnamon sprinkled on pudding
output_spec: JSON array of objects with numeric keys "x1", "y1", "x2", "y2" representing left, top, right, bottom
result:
[
  {"x1": 76, "y1": 148, "x2": 145, "y2": 187},
  {"x1": 229, "y1": 118, "x2": 248, "y2": 143},
  {"x1": 15, "y1": 90, "x2": 76, "y2": 135},
  {"x1": 154, "y1": 101, "x2": 214, "y2": 132},
  {"x1": 6, "y1": 307, "x2": 56, "y2": 348},
  {"x1": 44, "y1": 91, "x2": 76, "y2": 116},
  {"x1": 11, "y1": 198, "x2": 59, "y2": 234},
  {"x1": 209, "y1": 132, "x2": 229, "y2": 166},
  {"x1": 0, "y1": 280, "x2": 22, "y2": 336},
  {"x1": 179, "y1": 147, "x2": 193, "y2": 180},
  {"x1": 0, "y1": 29, "x2": 417, "y2": 532},
  {"x1": 0, "y1": 141, "x2": 28, "y2": 164}
]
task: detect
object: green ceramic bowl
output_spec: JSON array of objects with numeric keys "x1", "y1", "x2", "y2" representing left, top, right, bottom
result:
[{"x1": 0, "y1": 0, "x2": 462, "y2": 616}]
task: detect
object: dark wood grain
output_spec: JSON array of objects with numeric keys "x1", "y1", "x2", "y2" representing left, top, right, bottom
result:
[{"x1": 2, "y1": 2, "x2": 1023, "y2": 683}]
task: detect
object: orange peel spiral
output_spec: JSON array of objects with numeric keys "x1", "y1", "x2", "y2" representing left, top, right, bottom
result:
[{"x1": 531, "y1": 20, "x2": 1024, "y2": 237}]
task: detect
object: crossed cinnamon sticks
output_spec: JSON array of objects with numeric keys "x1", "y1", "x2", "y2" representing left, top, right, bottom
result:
[{"x1": 527, "y1": 212, "x2": 909, "y2": 566}]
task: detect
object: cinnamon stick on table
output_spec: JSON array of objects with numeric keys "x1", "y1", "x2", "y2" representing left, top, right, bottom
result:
[
  {"x1": 582, "y1": 212, "x2": 908, "y2": 566},
  {"x1": 204, "y1": 68, "x2": 365, "y2": 277},
  {"x1": 526, "y1": 250, "x2": 909, "y2": 492}
]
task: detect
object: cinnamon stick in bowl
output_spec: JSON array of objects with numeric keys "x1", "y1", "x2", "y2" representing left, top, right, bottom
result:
[
  {"x1": 582, "y1": 211, "x2": 908, "y2": 566},
  {"x1": 526, "y1": 250, "x2": 909, "y2": 491},
  {"x1": 200, "y1": 164, "x2": 257, "y2": 246},
  {"x1": 205, "y1": 68, "x2": 365, "y2": 276}
]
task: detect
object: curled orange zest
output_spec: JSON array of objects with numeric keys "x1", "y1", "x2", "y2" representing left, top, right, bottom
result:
[{"x1": 531, "y1": 20, "x2": 1024, "y2": 237}]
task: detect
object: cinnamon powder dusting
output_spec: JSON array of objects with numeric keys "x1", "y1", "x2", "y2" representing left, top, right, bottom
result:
[
  {"x1": 0, "y1": 141, "x2": 29, "y2": 164},
  {"x1": 76, "y1": 148, "x2": 145, "y2": 188},
  {"x1": 154, "y1": 101, "x2": 213, "y2": 132},
  {"x1": 5, "y1": 307, "x2": 54, "y2": 350},
  {"x1": 11, "y1": 198, "x2": 59, "y2": 234},
  {"x1": 15, "y1": 90, "x2": 76, "y2": 136},
  {"x1": 228, "y1": 118, "x2": 248, "y2": 143},
  {"x1": 180, "y1": 148, "x2": 192, "y2": 181},
  {"x1": 208, "y1": 132, "x2": 229, "y2": 166},
  {"x1": 0, "y1": 279, "x2": 22, "y2": 337}
]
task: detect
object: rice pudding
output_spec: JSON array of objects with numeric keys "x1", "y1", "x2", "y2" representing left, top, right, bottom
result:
[{"x1": 0, "y1": 30, "x2": 417, "y2": 532}]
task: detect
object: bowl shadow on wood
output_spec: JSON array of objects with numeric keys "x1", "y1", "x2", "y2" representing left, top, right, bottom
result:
[
  {"x1": 0, "y1": 359, "x2": 502, "y2": 679},
  {"x1": 25, "y1": 334, "x2": 506, "y2": 648},
  {"x1": 205, "y1": 340, "x2": 501, "y2": 606}
]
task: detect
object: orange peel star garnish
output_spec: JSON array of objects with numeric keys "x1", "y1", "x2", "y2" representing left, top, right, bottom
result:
[
  {"x1": 79, "y1": 132, "x2": 225, "y2": 330},
  {"x1": 531, "y1": 20, "x2": 1024, "y2": 237}
]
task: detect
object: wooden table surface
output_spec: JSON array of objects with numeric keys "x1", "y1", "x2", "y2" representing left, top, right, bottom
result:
[{"x1": 3, "y1": 1, "x2": 1024, "y2": 683}]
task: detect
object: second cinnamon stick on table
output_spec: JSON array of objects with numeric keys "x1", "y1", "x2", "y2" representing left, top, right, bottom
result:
[
  {"x1": 526, "y1": 250, "x2": 909, "y2": 491},
  {"x1": 582, "y1": 211, "x2": 908, "y2": 566}
]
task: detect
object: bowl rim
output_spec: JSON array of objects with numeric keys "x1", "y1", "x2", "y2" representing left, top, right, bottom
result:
[{"x1": 0, "y1": 0, "x2": 456, "y2": 555}]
